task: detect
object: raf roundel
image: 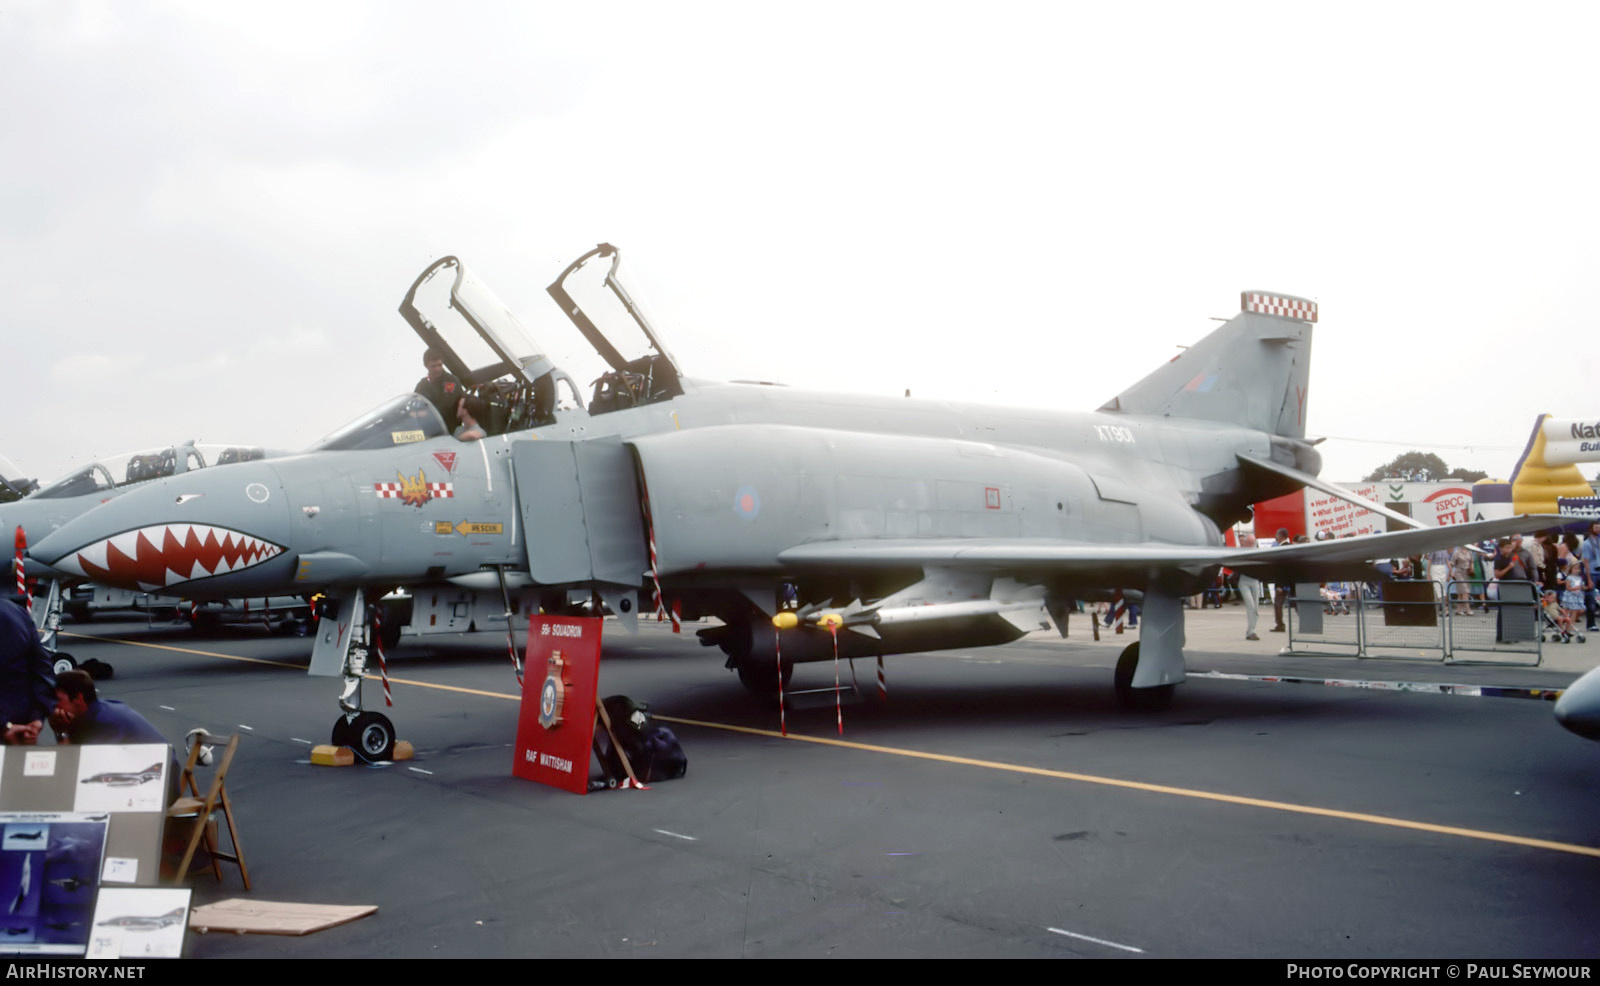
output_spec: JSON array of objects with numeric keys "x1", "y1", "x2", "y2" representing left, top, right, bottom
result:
[
  {"x1": 245, "y1": 483, "x2": 270, "y2": 504},
  {"x1": 733, "y1": 485, "x2": 761, "y2": 521}
]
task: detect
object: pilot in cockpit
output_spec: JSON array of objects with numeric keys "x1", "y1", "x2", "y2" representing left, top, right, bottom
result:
[
  {"x1": 455, "y1": 396, "x2": 489, "y2": 442},
  {"x1": 415, "y1": 348, "x2": 463, "y2": 433}
]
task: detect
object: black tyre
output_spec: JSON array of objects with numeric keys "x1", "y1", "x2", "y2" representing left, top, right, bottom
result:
[
  {"x1": 735, "y1": 653, "x2": 793, "y2": 704},
  {"x1": 50, "y1": 653, "x2": 77, "y2": 677},
  {"x1": 1113, "y1": 642, "x2": 1175, "y2": 711},
  {"x1": 333, "y1": 711, "x2": 397, "y2": 762}
]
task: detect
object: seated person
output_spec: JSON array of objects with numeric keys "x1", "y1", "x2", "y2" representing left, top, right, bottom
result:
[
  {"x1": 415, "y1": 348, "x2": 463, "y2": 432},
  {"x1": 1543, "y1": 591, "x2": 1574, "y2": 639},
  {"x1": 51, "y1": 670, "x2": 180, "y2": 804},
  {"x1": 455, "y1": 396, "x2": 489, "y2": 441}
]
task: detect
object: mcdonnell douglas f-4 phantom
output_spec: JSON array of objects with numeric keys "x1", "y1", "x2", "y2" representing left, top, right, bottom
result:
[
  {"x1": 80, "y1": 763, "x2": 164, "y2": 787},
  {"x1": 95, "y1": 907, "x2": 186, "y2": 931},
  {"x1": 30, "y1": 245, "x2": 1557, "y2": 760}
]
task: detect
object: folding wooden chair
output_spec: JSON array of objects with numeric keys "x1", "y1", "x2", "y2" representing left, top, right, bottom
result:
[{"x1": 166, "y1": 731, "x2": 250, "y2": 890}]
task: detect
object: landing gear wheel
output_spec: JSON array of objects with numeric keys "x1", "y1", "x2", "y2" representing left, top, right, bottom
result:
[
  {"x1": 332, "y1": 712, "x2": 397, "y2": 762},
  {"x1": 1114, "y1": 642, "x2": 1175, "y2": 711},
  {"x1": 272, "y1": 617, "x2": 312, "y2": 637},
  {"x1": 50, "y1": 653, "x2": 77, "y2": 676}
]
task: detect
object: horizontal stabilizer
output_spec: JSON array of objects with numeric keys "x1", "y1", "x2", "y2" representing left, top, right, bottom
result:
[{"x1": 1236, "y1": 453, "x2": 1426, "y2": 531}]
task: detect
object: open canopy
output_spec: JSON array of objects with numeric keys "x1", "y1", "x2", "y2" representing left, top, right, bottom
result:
[
  {"x1": 0, "y1": 453, "x2": 37, "y2": 503},
  {"x1": 396, "y1": 246, "x2": 686, "y2": 422}
]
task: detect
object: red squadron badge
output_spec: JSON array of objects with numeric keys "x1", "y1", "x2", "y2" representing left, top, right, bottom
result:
[
  {"x1": 373, "y1": 469, "x2": 455, "y2": 508},
  {"x1": 539, "y1": 651, "x2": 567, "y2": 730}
]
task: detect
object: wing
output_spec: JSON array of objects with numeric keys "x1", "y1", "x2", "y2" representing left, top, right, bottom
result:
[{"x1": 777, "y1": 514, "x2": 1566, "y2": 583}]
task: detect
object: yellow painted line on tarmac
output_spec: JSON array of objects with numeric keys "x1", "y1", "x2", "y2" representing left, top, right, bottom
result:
[
  {"x1": 61, "y1": 633, "x2": 305, "y2": 671},
  {"x1": 69, "y1": 632, "x2": 1600, "y2": 859},
  {"x1": 60, "y1": 632, "x2": 523, "y2": 701},
  {"x1": 652, "y1": 714, "x2": 1600, "y2": 860}
]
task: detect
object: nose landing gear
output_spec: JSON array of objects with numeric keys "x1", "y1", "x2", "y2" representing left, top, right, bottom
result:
[{"x1": 309, "y1": 589, "x2": 404, "y2": 763}]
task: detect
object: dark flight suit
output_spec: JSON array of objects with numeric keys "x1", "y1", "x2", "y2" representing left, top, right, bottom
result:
[
  {"x1": 415, "y1": 373, "x2": 464, "y2": 433},
  {"x1": 0, "y1": 599, "x2": 55, "y2": 731}
]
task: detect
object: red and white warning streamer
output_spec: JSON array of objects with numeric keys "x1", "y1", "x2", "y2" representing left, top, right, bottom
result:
[
  {"x1": 831, "y1": 627, "x2": 843, "y2": 736},
  {"x1": 370, "y1": 607, "x2": 393, "y2": 707},
  {"x1": 775, "y1": 630, "x2": 787, "y2": 738},
  {"x1": 638, "y1": 479, "x2": 680, "y2": 633},
  {"x1": 13, "y1": 527, "x2": 31, "y2": 617}
]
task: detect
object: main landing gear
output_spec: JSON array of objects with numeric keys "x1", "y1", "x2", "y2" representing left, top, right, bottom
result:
[
  {"x1": 1114, "y1": 643, "x2": 1175, "y2": 710},
  {"x1": 1112, "y1": 586, "x2": 1187, "y2": 711},
  {"x1": 703, "y1": 619, "x2": 792, "y2": 705}
]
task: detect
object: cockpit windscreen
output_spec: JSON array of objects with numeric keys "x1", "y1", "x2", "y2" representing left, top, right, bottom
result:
[{"x1": 308, "y1": 394, "x2": 448, "y2": 452}]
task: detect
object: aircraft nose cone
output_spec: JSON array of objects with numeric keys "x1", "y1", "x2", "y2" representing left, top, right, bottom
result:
[
  {"x1": 31, "y1": 463, "x2": 293, "y2": 595},
  {"x1": 7, "y1": 500, "x2": 79, "y2": 579},
  {"x1": 1554, "y1": 665, "x2": 1600, "y2": 741}
]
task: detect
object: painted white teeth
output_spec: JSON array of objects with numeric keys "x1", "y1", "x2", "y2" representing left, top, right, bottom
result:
[
  {"x1": 75, "y1": 539, "x2": 109, "y2": 574},
  {"x1": 108, "y1": 530, "x2": 141, "y2": 560},
  {"x1": 65, "y1": 522, "x2": 283, "y2": 587}
]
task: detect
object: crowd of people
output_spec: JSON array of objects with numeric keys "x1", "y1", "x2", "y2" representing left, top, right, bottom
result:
[{"x1": 1210, "y1": 521, "x2": 1600, "y2": 641}]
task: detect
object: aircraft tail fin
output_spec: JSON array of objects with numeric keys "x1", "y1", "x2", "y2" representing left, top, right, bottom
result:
[{"x1": 1100, "y1": 291, "x2": 1316, "y2": 439}]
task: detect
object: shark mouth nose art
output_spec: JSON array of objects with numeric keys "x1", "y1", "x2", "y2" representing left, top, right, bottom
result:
[{"x1": 51, "y1": 524, "x2": 285, "y2": 591}]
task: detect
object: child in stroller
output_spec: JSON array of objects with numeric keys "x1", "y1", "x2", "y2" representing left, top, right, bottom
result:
[{"x1": 1542, "y1": 588, "x2": 1586, "y2": 644}]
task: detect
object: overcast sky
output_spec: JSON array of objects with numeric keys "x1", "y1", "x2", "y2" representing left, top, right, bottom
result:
[{"x1": 3, "y1": 1, "x2": 1597, "y2": 488}]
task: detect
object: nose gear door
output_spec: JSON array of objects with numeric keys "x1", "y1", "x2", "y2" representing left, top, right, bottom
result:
[{"x1": 511, "y1": 435, "x2": 648, "y2": 628}]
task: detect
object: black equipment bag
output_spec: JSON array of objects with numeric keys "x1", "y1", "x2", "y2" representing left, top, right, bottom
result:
[{"x1": 597, "y1": 695, "x2": 687, "y2": 783}]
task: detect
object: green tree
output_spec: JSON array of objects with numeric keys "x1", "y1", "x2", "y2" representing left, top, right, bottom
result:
[{"x1": 1362, "y1": 451, "x2": 1486, "y2": 484}]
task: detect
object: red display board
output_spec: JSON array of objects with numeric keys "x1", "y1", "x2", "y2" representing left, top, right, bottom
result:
[
  {"x1": 512, "y1": 615, "x2": 604, "y2": 794},
  {"x1": 1252, "y1": 489, "x2": 1306, "y2": 542}
]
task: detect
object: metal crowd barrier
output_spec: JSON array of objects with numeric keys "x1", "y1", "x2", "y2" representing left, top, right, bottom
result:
[
  {"x1": 1282, "y1": 579, "x2": 1541, "y2": 666},
  {"x1": 1443, "y1": 579, "x2": 1543, "y2": 667},
  {"x1": 1362, "y1": 578, "x2": 1447, "y2": 660},
  {"x1": 1283, "y1": 581, "x2": 1362, "y2": 656}
]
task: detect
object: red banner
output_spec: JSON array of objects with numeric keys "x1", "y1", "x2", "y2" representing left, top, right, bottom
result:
[{"x1": 512, "y1": 615, "x2": 604, "y2": 794}]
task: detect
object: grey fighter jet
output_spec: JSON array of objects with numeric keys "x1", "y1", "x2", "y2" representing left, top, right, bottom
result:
[
  {"x1": 1554, "y1": 665, "x2": 1600, "y2": 740},
  {"x1": 95, "y1": 907, "x2": 186, "y2": 931},
  {"x1": 80, "y1": 762, "x2": 164, "y2": 787},
  {"x1": 1, "y1": 443, "x2": 295, "y2": 675},
  {"x1": 3, "y1": 443, "x2": 280, "y2": 582},
  {"x1": 0, "y1": 455, "x2": 38, "y2": 504},
  {"x1": 29, "y1": 245, "x2": 1560, "y2": 761}
]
